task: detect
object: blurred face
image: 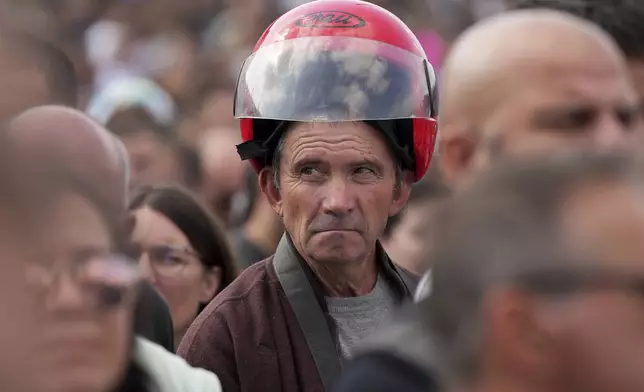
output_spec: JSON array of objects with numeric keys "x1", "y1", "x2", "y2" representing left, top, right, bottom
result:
[
  {"x1": 264, "y1": 122, "x2": 411, "y2": 265},
  {"x1": 492, "y1": 183, "x2": 644, "y2": 392},
  {"x1": 382, "y1": 200, "x2": 443, "y2": 275},
  {"x1": 120, "y1": 132, "x2": 181, "y2": 190},
  {"x1": 0, "y1": 210, "x2": 44, "y2": 391},
  {"x1": 441, "y1": 55, "x2": 642, "y2": 188},
  {"x1": 540, "y1": 183, "x2": 644, "y2": 392},
  {"x1": 25, "y1": 191, "x2": 134, "y2": 392},
  {"x1": 130, "y1": 206, "x2": 219, "y2": 339}
]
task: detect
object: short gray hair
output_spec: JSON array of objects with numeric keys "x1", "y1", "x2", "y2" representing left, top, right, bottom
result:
[{"x1": 420, "y1": 151, "x2": 644, "y2": 382}]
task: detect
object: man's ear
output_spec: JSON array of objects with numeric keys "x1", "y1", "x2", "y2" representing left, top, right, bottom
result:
[
  {"x1": 389, "y1": 171, "x2": 414, "y2": 217},
  {"x1": 439, "y1": 127, "x2": 478, "y2": 190},
  {"x1": 259, "y1": 168, "x2": 283, "y2": 217}
]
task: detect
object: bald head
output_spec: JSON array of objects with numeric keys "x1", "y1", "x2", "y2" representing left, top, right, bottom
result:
[
  {"x1": 7, "y1": 106, "x2": 130, "y2": 212},
  {"x1": 441, "y1": 9, "x2": 627, "y2": 127},
  {"x1": 439, "y1": 9, "x2": 640, "y2": 189}
]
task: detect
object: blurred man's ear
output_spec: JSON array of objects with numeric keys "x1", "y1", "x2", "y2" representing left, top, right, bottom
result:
[
  {"x1": 439, "y1": 128, "x2": 478, "y2": 190},
  {"x1": 259, "y1": 168, "x2": 283, "y2": 218}
]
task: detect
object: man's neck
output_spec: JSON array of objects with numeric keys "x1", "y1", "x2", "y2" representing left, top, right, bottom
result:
[{"x1": 309, "y1": 250, "x2": 379, "y2": 297}]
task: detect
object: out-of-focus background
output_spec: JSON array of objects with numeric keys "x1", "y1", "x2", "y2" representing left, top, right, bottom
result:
[{"x1": 0, "y1": 0, "x2": 507, "y2": 269}]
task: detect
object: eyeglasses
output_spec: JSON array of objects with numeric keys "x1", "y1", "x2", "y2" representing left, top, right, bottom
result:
[
  {"x1": 24, "y1": 253, "x2": 140, "y2": 309},
  {"x1": 130, "y1": 244, "x2": 201, "y2": 278}
]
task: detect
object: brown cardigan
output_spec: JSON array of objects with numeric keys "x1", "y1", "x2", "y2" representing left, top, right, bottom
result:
[{"x1": 177, "y1": 235, "x2": 417, "y2": 392}]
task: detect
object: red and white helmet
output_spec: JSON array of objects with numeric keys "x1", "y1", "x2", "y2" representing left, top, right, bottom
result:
[{"x1": 234, "y1": 0, "x2": 438, "y2": 181}]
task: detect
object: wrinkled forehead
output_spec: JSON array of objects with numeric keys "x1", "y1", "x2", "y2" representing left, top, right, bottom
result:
[{"x1": 283, "y1": 121, "x2": 395, "y2": 163}]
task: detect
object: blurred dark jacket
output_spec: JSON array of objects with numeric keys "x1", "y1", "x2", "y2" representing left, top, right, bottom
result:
[{"x1": 134, "y1": 282, "x2": 175, "y2": 352}]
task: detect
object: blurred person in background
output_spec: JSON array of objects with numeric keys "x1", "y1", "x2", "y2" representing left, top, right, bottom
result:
[
  {"x1": 0, "y1": 28, "x2": 78, "y2": 117},
  {"x1": 334, "y1": 8, "x2": 643, "y2": 392},
  {"x1": 201, "y1": 0, "x2": 281, "y2": 85},
  {"x1": 178, "y1": 2, "x2": 437, "y2": 392},
  {"x1": 381, "y1": 167, "x2": 450, "y2": 276},
  {"x1": 439, "y1": 10, "x2": 641, "y2": 192},
  {"x1": 7, "y1": 105, "x2": 176, "y2": 352},
  {"x1": 230, "y1": 168, "x2": 284, "y2": 269},
  {"x1": 508, "y1": 0, "x2": 644, "y2": 104},
  {"x1": 421, "y1": 151, "x2": 644, "y2": 392},
  {"x1": 128, "y1": 184, "x2": 238, "y2": 347},
  {"x1": 105, "y1": 106, "x2": 200, "y2": 191},
  {"x1": 17, "y1": 154, "x2": 222, "y2": 392},
  {"x1": 199, "y1": 128, "x2": 248, "y2": 226},
  {"x1": 427, "y1": 0, "x2": 506, "y2": 46},
  {"x1": 0, "y1": 129, "x2": 54, "y2": 392}
]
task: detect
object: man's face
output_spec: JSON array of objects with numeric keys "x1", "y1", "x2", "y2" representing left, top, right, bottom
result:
[
  {"x1": 267, "y1": 122, "x2": 410, "y2": 265},
  {"x1": 26, "y1": 191, "x2": 132, "y2": 392},
  {"x1": 120, "y1": 132, "x2": 181, "y2": 190},
  {"x1": 442, "y1": 56, "x2": 642, "y2": 187},
  {"x1": 488, "y1": 64, "x2": 640, "y2": 156},
  {"x1": 523, "y1": 183, "x2": 644, "y2": 392}
]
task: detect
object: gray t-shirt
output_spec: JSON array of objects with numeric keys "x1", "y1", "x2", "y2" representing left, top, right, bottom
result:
[{"x1": 325, "y1": 275, "x2": 398, "y2": 359}]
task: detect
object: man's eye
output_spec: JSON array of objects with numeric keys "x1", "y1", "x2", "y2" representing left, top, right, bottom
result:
[
  {"x1": 354, "y1": 167, "x2": 375, "y2": 175},
  {"x1": 300, "y1": 167, "x2": 318, "y2": 176}
]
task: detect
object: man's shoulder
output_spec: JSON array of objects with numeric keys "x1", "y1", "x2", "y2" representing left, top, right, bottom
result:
[
  {"x1": 193, "y1": 256, "x2": 281, "y2": 325},
  {"x1": 211, "y1": 256, "x2": 278, "y2": 308},
  {"x1": 177, "y1": 256, "x2": 281, "y2": 358}
]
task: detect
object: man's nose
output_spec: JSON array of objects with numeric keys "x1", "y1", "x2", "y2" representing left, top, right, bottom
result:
[
  {"x1": 321, "y1": 177, "x2": 356, "y2": 216},
  {"x1": 591, "y1": 115, "x2": 634, "y2": 151},
  {"x1": 45, "y1": 273, "x2": 85, "y2": 313},
  {"x1": 138, "y1": 254, "x2": 156, "y2": 283}
]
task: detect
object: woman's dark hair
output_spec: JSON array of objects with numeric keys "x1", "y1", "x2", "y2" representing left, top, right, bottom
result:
[{"x1": 128, "y1": 184, "x2": 238, "y2": 299}]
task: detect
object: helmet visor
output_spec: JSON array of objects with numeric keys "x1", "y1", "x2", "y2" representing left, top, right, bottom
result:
[{"x1": 234, "y1": 36, "x2": 435, "y2": 121}]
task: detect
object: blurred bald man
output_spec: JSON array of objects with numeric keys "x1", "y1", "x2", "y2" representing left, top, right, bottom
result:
[
  {"x1": 439, "y1": 9, "x2": 642, "y2": 190},
  {"x1": 333, "y1": 9, "x2": 642, "y2": 392},
  {"x1": 6, "y1": 105, "x2": 175, "y2": 351},
  {"x1": 8, "y1": 106, "x2": 127, "y2": 212},
  {"x1": 199, "y1": 129, "x2": 247, "y2": 225},
  {"x1": 508, "y1": 0, "x2": 644, "y2": 104}
]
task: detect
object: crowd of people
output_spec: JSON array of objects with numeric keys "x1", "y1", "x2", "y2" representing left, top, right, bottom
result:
[{"x1": 0, "y1": 0, "x2": 643, "y2": 391}]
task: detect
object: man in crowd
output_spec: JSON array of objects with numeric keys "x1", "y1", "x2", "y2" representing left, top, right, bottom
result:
[
  {"x1": 423, "y1": 151, "x2": 644, "y2": 392},
  {"x1": 177, "y1": 1, "x2": 437, "y2": 391},
  {"x1": 438, "y1": 9, "x2": 640, "y2": 191},
  {"x1": 509, "y1": 0, "x2": 644, "y2": 102},
  {"x1": 333, "y1": 8, "x2": 642, "y2": 392},
  {"x1": 6, "y1": 106, "x2": 175, "y2": 351}
]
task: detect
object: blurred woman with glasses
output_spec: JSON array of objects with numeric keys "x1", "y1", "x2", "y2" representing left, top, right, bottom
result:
[
  {"x1": 128, "y1": 184, "x2": 238, "y2": 346},
  {"x1": 20, "y1": 169, "x2": 222, "y2": 392}
]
